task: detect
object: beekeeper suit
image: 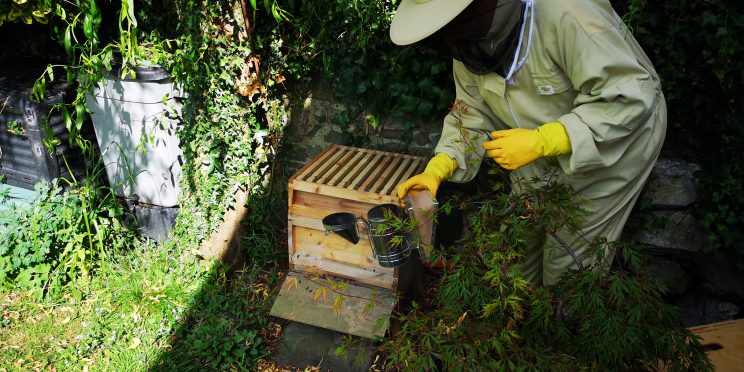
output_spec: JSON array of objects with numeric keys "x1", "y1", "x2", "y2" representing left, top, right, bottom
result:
[{"x1": 392, "y1": 0, "x2": 666, "y2": 285}]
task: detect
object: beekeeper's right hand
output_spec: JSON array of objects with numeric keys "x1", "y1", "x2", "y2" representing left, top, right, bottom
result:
[{"x1": 397, "y1": 152, "x2": 457, "y2": 202}]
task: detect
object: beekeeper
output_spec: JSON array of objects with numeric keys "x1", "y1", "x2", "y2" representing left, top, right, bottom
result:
[{"x1": 393, "y1": 0, "x2": 666, "y2": 285}]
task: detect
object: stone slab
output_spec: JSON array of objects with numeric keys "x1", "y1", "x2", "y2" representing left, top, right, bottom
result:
[
  {"x1": 0, "y1": 183, "x2": 36, "y2": 211},
  {"x1": 631, "y1": 210, "x2": 706, "y2": 252},
  {"x1": 270, "y1": 272, "x2": 396, "y2": 339},
  {"x1": 273, "y1": 321, "x2": 374, "y2": 372}
]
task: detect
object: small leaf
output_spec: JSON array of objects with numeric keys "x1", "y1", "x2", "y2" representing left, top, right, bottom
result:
[
  {"x1": 124, "y1": 0, "x2": 137, "y2": 27},
  {"x1": 332, "y1": 295, "x2": 344, "y2": 315},
  {"x1": 313, "y1": 286, "x2": 327, "y2": 302},
  {"x1": 362, "y1": 301, "x2": 375, "y2": 316},
  {"x1": 75, "y1": 102, "x2": 86, "y2": 130},
  {"x1": 285, "y1": 276, "x2": 298, "y2": 293},
  {"x1": 83, "y1": 14, "x2": 93, "y2": 40},
  {"x1": 64, "y1": 26, "x2": 72, "y2": 58}
]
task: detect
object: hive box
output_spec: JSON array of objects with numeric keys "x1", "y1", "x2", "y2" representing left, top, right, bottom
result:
[{"x1": 271, "y1": 144, "x2": 427, "y2": 338}]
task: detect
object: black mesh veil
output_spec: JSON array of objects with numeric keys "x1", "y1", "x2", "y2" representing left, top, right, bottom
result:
[{"x1": 426, "y1": 0, "x2": 524, "y2": 76}]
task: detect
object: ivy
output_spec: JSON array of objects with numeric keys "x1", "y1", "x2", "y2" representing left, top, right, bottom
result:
[
  {"x1": 131, "y1": 0, "x2": 289, "y2": 243},
  {"x1": 276, "y1": 1, "x2": 454, "y2": 141}
]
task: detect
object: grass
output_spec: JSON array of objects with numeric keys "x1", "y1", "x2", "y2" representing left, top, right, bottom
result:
[
  {"x1": 0, "y1": 236, "x2": 283, "y2": 371},
  {"x1": 0, "y1": 147, "x2": 295, "y2": 370}
]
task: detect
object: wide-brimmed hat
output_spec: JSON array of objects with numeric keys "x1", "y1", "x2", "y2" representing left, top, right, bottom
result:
[{"x1": 390, "y1": 0, "x2": 474, "y2": 45}]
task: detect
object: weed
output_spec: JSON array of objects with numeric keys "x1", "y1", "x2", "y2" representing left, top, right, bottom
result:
[{"x1": 0, "y1": 179, "x2": 134, "y2": 298}]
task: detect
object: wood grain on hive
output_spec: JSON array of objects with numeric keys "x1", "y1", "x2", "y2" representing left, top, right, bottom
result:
[
  {"x1": 287, "y1": 144, "x2": 427, "y2": 290},
  {"x1": 690, "y1": 319, "x2": 744, "y2": 371}
]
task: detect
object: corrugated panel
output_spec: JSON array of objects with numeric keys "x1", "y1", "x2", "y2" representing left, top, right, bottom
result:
[{"x1": 0, "y1": 64, "x2": 95, "y2": 190}]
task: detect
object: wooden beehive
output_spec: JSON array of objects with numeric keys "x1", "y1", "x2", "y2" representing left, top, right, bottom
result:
[
  {"x1": 286, "y1": 144, "x2": 427, "y2": 290},
  {"x1": 272, "y1": 144, "x2": 427, "y2": 338}
]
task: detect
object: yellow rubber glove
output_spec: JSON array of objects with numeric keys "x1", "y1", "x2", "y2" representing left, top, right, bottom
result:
[
  {"x1": 397, "y1": 152, "x2": 458, "y2": 201},
  {"x1": 481, "y1": 122, "x2": 572, "y2": 170}
]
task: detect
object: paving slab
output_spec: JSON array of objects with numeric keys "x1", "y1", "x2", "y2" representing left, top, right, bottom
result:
[{"x1": 274, "y1": 321, "x2": 375, "y2": 372}]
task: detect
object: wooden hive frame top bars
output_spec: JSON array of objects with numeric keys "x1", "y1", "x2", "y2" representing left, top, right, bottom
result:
[{"x1": 290, "y1": 144, "x2": 427, "y2": 204}]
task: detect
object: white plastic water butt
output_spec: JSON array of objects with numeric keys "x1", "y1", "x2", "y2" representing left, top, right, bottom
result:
[{"x1": 87, "y1": 68, "x2": 185, "y2": 207}]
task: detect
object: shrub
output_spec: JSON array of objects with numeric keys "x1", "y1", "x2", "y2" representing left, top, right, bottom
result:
[
  {"x1": 277, "y1": 1, "x2": 454, "y2": 136},
  {"x1": 373, "y1": 172, "x2": 711, "y2": 370}
]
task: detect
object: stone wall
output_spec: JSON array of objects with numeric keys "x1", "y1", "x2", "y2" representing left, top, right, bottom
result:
[
  {"x1": 625, "y1": 158, "x2": 743, "y2": 326},
  {"x1": 283, "y1": 95, "x2": 743, "y2": 326}
]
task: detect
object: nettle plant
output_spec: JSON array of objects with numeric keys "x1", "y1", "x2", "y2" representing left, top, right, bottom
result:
[{"x1": 0, "y1": 178, "x2": 134, "y2": 298}]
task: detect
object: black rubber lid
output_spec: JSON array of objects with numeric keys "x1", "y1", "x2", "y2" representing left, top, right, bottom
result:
[{"x1": 107, "y1": 63, "x2": 170, "y2": 82}]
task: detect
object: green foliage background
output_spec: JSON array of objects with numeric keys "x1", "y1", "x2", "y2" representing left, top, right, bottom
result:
[
  {"x1": 276, "y1": 1, "x2": 454, "y2": 136},
  {"x1": 612, "y1": 0, "x2": 744, "y2": 264}
]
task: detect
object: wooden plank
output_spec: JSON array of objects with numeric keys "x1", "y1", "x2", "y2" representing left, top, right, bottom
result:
[
  {"x1": 199, "y1": 188, "x2": 249, "y2": 263},
  {"x1": 289, "y1": 214, "x2": 371, "y2": 239},
  {"x1": 290, "y1": 179, "x2": 399, "y2": 205},
  {"x1": 381, "y1": 158, "x2": 412, "y2": 196},
  {"x1": 380, "y1": 159, "x2": 418, "y2": 199},
  {"x1": 359, "y1": 155, "x2": 392, "y2": 192},
  {"x1": 270, "y1": 272, "x2": 397, "y2": 339},
  {"x1": 328, "y1": 150, "x2": 364, "y2": 186},
  {"x1": 690, "y1": 319, "x2": 744, "y2": 371},
  {"x1": 291, "y1": 190, "x2": 380, "y2": 219},
  {"x1": 293, "y1": 144, "x2": 338, "y2": 182},
  {"x1": 291, "y1": 225, "x2": 378, "y2": 269},
  {"x1": 339, "y1": 152, "x2": 374, "y2": 188},
  {"x1": 397, "y1": 159, "x2": 422, "y2": 189},
  {"x1": 369, "y1": 156, "x2": 402, "y2": 194},
  {"x1": 318, "y1": 148, "x2": 356, "y2": 185},
  {"x1": 287, "y1": 216, "x2": 296, "y2": 271},
  {"x1": 350, "y1": 154, "x2": 382, "y2": 190},
  {"x1": 291, "y1": 255, "x2": 396, "y2": 289},
  {"x1": 307, "y1": 146, "x2": 345, "y2": 183},
  {"x1": 414, "y1": 159, "x2": 426, "y2": 173}
]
